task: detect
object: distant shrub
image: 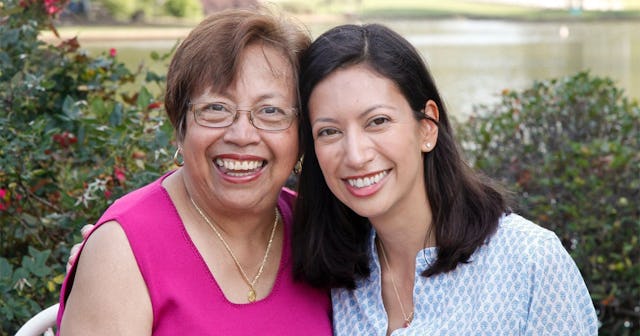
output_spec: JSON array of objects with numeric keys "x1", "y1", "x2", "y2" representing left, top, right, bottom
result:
[
  {"x1": 99, "y1": 0, "x2": 137, "y2": 20},
  {"x1": 99, "y1": 0, "x2": 154, "y2": 21},
  {"x1": 0, "y1": 0, "x2": 175, "y2": 334},
  {"x1": 164, "y1": 0, "x2": 202, "y2": 18},
  {"x1": 457, "y1": 72, "x2": 640, "y2": 335}
]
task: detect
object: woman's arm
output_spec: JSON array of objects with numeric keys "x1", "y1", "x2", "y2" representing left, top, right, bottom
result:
[{"x1": 59, "y1": 221, "x2": 153, "y2": 335}]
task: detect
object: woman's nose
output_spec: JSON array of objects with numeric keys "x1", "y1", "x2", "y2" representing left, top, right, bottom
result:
[
  {"x1": 343, "y1": 131, "x2": 374, "y2": 169},
  {"x1": 222, "y1": 111, "x2": 260, "y2": 146}
]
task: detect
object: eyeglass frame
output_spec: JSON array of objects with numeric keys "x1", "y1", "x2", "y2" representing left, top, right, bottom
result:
[{"x1": 189, "y1": 101, "x2": 299, "y2": 132}]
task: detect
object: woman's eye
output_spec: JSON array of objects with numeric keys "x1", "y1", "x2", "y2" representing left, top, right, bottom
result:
[
  {"x1": 261, "y1": 106, "x2": 279, "y2": 114},
  {"x1": 203, "y1": 103, "x2": 228, "y2": 112},
  {"x1": 257, "y1": 106, "x2": 285, "y2": 117},
  {"x1": 368, "y1": 116, "x2": 390, "y2": 127},
  {"x1": 317, "y1": 128, "x2": 340, "y2": 137}
]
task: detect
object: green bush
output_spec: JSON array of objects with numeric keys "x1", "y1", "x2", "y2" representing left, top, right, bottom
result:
[
  {"x1": 164, "y1": 0, "x2": 202, "y2": 18},
  {"x1": 99, "y1": 0, "x2": 137, "y2": 21},
  {"x1": 0, "y1": 0, "x2": 175, "y2": 334},
  {"x1": 457, "y1": 72, "x2": 640, "y2": 335},
  {"x1": 99, "y1": 0, "x2": 155, "y2": 21}
]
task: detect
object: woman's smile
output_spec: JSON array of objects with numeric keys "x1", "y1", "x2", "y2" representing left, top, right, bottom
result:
[
  {"x1": 213, "y1": 154, "x2": 267, "y2": 182},
  {"x1": 342, "y1": 169, "x2": 391, "y2": 197},
  {"x1": 215, "y1": 157, "x2": 266, "y2": 176}
]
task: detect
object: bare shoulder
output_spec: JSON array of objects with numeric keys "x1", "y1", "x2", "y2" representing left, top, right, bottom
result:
[{"x1": 59, "y1": 221, "x2": 152, "y2": 335}]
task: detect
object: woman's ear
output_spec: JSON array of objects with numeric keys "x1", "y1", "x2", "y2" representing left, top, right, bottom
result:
[{"x1": 420, "y1": 100, "x2": 439, "y2": 153}]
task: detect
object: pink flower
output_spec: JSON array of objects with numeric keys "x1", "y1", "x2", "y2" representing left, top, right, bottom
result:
[
  {"x1": 0, "y1": 189, "x2": 7, "y2": 212},
  {"x1": 46, "y1": 5, "x2": 59, "y2": 14},
  {"x1": 44, "y1": 0, "x2": 61, "y2": 15},
  {"x1": 104, "y1": 189, "x2": 112, "y2": 199},
  {"x1": 114, "y1": 167, "x2": 126, "y2": 184},
  {"x1": 109, "y1": 48, "x2": 117, "y2": 57}
]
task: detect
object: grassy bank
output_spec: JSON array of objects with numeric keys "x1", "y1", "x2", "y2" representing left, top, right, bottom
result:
[{"x1": 273, "y1": 0, "x2": 640, "y2": 21}]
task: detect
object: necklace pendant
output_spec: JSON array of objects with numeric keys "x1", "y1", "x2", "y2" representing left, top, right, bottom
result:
[
  {"x1": 403, "y1": 320, "x2": 411, "y2": 328},
  {"x1": 247, "y1": 288, "x2": 257, "y2": 302}
]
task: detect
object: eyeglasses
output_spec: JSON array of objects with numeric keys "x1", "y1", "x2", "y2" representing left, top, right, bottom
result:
[{"x1": 190, "y1": 101, "x2": 298, "y2": 132}]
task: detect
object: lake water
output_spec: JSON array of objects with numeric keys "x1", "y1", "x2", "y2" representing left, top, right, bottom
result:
[{"x1": 80, "y1": 18, "x2": 640, "y2": 121}]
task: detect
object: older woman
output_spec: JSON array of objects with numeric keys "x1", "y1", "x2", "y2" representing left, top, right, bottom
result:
[{"x1": 57, "y1": 7, "x2": 331, "y2": 335}]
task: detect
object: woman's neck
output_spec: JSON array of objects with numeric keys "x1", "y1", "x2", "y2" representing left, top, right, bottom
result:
[
  {"x1": 165, "y1": 168, "x2": 279, "y2": 239},
  {"x1": 370, "y1": 202, "x2": 434, "y2": 265}
]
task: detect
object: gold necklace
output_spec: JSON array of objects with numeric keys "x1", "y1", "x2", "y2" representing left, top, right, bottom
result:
[
  {"x1": 378, "y1": 239, "x2": 414, "y2": 328},
  {"x1": 189, "y1": 196, "x2": 279, "y2": 303}
]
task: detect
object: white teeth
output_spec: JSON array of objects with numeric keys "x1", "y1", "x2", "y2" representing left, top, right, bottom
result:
[
  {"x1": 347, "y1": 171, "x2": 388, "y2": 188},
  {"x1": 215, "y1": 158, "x2": 263, "y2": 172}
]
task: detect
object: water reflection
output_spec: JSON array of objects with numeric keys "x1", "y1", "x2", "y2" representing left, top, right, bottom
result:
[
  {"x1": 82, "y1": 19, "x2": 640, "y2": 120},
  {"x1": 382, "y1": 19, "x2": 640, "y2": 119}
]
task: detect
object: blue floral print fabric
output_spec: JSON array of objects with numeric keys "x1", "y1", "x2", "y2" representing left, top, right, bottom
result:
[{"x1": 331, "y1": 214, "x2": 598, "y2": 336}]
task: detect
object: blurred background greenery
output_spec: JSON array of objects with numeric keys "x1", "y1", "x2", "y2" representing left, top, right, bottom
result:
[{"x1": 1, "y1": 0, "x2": 639, "y2": 335}]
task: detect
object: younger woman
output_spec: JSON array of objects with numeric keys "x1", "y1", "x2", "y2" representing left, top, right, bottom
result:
[{"x1": 293, "y1": 23, "x2": 597, "y2": 335}]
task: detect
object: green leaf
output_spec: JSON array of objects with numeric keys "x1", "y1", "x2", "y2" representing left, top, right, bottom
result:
[
  {"x1": 137, "y1": 86, "x2": 153, "y2": 109},
  {"x1": 20, "y1": 213, "x2": 39, "y2": 227},
  {"x1": 109, "y1": 102, "x2": 124, "y2": 126},
  {"x1": 61, "y1": 95, "x2": 81, "y2": 121},
  {"x1": 22, "y1": 248, "x2": 52, "y2": 278},
  {"x1": 0, "y1": 257, "x2": 13, "y2": 282}
]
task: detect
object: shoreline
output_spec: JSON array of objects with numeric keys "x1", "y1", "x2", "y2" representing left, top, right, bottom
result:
[
  {"x1": 41, "y1": 27, "x2": 193, "y2": 43},
  {"x1": 41, "y1": 10, "x2": 640, "y2": 43}
]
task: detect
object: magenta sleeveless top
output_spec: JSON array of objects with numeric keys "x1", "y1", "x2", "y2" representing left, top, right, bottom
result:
[{"x1": 57, "y1": 172, "x2": 332, "y2": 335}]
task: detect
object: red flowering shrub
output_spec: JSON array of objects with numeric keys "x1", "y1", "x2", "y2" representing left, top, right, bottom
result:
[{"x1": 0, "y1": 0, "x2": 175, "y2": 333}]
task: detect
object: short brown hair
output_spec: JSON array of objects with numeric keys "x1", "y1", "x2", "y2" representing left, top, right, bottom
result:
[{"x1": 165, "y1": 6, "x2": 311, "y2": 142}]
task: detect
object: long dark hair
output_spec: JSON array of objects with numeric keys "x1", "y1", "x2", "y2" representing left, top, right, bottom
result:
[{"x1": 293, "y1": 24, "x2": 508, "y2": 289}]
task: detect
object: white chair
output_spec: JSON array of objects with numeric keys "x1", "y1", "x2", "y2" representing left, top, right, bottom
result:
[{"x1": 14, "y1": 303, "x2": 59, "y2": 336}]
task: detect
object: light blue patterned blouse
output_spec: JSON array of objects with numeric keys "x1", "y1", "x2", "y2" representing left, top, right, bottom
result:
[{"x1": 331, "y1": 213, "x2": 598, "y2": 335}]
